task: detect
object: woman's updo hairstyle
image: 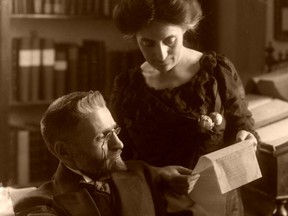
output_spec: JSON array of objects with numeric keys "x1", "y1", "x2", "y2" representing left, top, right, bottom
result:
[{"x1": 113, "y1": 0, "x2": 203, "y2": 36}]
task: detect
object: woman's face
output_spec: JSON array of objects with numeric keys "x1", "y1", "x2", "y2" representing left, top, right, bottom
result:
[{"x1": 136, "y1": 21, "x2": 186, "y2": 72}]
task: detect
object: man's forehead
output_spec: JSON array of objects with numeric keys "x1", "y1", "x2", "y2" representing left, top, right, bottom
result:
[
  {"x1": 94, "y1": 107, "x2": 115, "y2": 122},
  {"x1": 78, "y1": 108, "x2": 116, "y2": 132}
]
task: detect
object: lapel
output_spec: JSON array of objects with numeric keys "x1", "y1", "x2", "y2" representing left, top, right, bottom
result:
[
  {"x1": 52, "y1": 163, "x2": 101, "y2": 216},
  {"x1": 112, "y1": 167, "x2": 156, "y2": 216},
  {"x1": 54, "y1": 189, "x2": 101, "y2": 216}
]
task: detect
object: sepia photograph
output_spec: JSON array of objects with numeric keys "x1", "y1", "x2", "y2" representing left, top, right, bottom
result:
[{"x1": 1, "y1": 0, "x2": 288, "y2": 215}]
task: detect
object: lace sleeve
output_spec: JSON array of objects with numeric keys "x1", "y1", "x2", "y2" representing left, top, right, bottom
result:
[{"x1": 215, "y1": 55, "x2": 259, "y2": 145}]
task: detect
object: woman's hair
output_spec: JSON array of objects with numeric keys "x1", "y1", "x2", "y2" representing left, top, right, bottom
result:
[
  {"x1": 40, "y1": 91, "x2": 106, "y2": 155},
  {"x1": 113, "y1": 0, "x2": 203, "y2": 36}
]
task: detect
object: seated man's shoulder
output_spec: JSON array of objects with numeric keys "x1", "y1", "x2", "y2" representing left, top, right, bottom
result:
[
  {"x1": 124, "y1": 160, "x2": 161, "y2": 182},
  {"x1": 14, "y1": 182, "x2": 57, "y2": 216},
  {"x1": 125, "y1": 160, "x2": 152, "y2": 174}
]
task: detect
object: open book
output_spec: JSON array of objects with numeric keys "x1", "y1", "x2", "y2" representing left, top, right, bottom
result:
[
  {"x1": 189, "y1": 140, "x2": 262, "y2": 215},
  {"x1": 246, "y1": 93, "x2": 288, "y2": 129}
]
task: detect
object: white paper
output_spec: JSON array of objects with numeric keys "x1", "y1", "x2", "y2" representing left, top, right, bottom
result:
[{"x1": 192, "y1": 140, "x2": 262, "y2": 194}]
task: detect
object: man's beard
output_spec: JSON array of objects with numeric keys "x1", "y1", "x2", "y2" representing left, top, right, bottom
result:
[
  {"x1": 105, "y1": 153, "x2": 127, "y2": 173},
  {"x1": 79, "y1": 152, "x2": 127, "y2": 180}
]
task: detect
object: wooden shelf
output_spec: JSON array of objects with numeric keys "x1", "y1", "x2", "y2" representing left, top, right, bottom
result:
[
  {"x1": 9, "y1": 100, "x2": 52, "y2": 107},
  {"x1": 0, "y1": 0, "x2": 12, "y2": 184},
  {"x1": 11, "y1": 14, "x2": 109, "y2": 20}
]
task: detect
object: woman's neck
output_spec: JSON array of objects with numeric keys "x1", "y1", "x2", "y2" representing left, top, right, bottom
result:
[{"x1": 141, "y1": 48, "x2": 202, "y2": 90}]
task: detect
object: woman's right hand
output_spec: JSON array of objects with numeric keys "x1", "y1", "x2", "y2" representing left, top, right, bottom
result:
[{"x1": 158, "y1": 166, "x2": 200, "y2": 194}]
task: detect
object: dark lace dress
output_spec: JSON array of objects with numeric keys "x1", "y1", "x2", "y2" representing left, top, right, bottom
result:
[
  {"x1": 109, "y1": 52, "x2": 259, "y2": 216},
  {"x1": 110, "y1": 52, "x2": 257, "y2": 168}
]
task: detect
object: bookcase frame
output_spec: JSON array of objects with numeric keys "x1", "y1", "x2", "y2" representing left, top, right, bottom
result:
[{"x1": 0, "y1": 0, "x2": 11, "y2": 184}]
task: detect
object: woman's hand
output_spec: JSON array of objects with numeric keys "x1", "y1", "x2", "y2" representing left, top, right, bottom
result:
[
  {"x1": 236, "y1": 130, "x2": 258, "y2": 151},
  {"x1": 158, "y1": 166, "x2": 200, "y2": 194}
]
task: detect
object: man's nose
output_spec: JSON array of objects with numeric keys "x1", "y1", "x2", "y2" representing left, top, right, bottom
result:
[
  {"x1": 155, "y1": 43, "x2": 168, "y2": 61},
  {"x1": 108, "y1": 133, "x2": 124, "y2": 150}
]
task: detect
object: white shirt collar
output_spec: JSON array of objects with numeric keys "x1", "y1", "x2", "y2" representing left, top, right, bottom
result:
[{"x1": 65, "y1": 165, "x2": 111, "y2": 194}]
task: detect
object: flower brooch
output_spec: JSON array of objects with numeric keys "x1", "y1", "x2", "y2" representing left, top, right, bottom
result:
[{"x1": 198, "y1": 112, "x2": 223, "y2": 131}]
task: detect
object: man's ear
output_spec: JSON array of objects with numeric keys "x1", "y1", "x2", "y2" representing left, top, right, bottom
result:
[{"x1": 54, "y1": 141, "x2": 71, "y2": 160}]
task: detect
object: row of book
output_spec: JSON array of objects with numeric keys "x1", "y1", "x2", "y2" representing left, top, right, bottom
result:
[
  {"x1": 11, "y1": 0, "x2": 118, "y2": 17},
  {"x1": 11, "y1": 35, "x2": 144, "y2": 103},
  {"x1": 7, "y1": 123, "x2": 58, "y2": 186}
]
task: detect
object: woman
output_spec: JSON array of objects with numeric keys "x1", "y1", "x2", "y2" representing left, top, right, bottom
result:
[{"x1": 110, "y1": 0, "x2": 258, "y2": 214}]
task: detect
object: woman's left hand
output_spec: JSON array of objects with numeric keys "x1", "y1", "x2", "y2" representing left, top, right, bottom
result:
[{"x1": 236, "y1": 130, "x2": 257, "y2": 151}]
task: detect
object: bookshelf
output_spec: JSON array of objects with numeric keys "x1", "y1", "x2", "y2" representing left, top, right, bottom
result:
[{"x1": 0, "y1": 0, "x2": 142, "y2": 187}]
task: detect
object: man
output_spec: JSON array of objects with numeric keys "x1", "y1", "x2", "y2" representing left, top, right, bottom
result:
[{"x1": 14, "y1": 91, "x2": 205, "y2": 216}]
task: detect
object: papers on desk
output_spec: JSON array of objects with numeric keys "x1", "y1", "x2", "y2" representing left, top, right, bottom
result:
[
  {"x1": 246, "y1": 94, "x2": 288, "y2": 129},
  {"x1": 246, "y1": 94, "x2": 288, "y2": 152},
  {"x1": 256, "y1": 118, "x2": 288, "y2": 153}
]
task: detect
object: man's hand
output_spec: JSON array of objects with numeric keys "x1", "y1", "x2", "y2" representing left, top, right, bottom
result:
[{"x1": 158, "y1": 166, "x2": 200, "y2": 195}]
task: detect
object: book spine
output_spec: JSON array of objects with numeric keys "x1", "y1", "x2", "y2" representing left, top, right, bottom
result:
[
  {"x1": 41, "y1": 38, "x2": 55, "y2": 101},
  {"x1": 66, "y1": 43, "x2": 79, "y2": 93},
  {"x1": 22, "y1": 0, "x2": 28, "y2": 14},
  {"x1": 68, "y1": 0, "x2": 77, "y2": 15},
  {"x1": 83, "y1": 40, "x2": 98, "y2": 91},
  {"x1": 11, "y1": 123, "x2": 59, "y2": 185},
  {"x1": 10, "y1": 38, "x2": 20, "y2": 102},
  {"x1": 30, "y1": 36, "x2": 41, "y2": 101},
  {"x1": 18, "y1": 37, "x2": 32, "y2": 102},
  {"x1": 86, "y1": 0, "x2": 94, "y2": 15},
  {"x1": 75, "y1": 0, "x2": 81, "y2": 15},
  {"x1": 82, "y1": 40, "x2": 106, "y2": 92},
  {"x1": 33, "y1": 0, "x2": 43, "y2": 14},
  {"x1": 104, "y1": 50, "x2": 122, "y2": 99},
  {"x1": 43, "y1": 0, "x2": 53, "y2": 14},
  {"x1": 8, "y1": 128, "x2": 18, "y2": 185},
  {"x1": 28, "y1": 126, "x2": 54, "y2": 183},
  {"x1": 16, "y1": 0, "x2": 24, "y2": 14},
  {"x1": 17, "y1": 129, "x2": 30, "y2": 186},
  {"x1": 26, "y1": 0, "x2": 34, "y2": 14},
  {"x1": 63, "y1": 0, "x2": 70, "y2": 15},
  {"x1": 93, "y1": 0, "x2": 100, "y2": 17},
  {"x1": 54, "y1": 43, "x2": 68, "y2": 98},
  {"x1": 102, "y1": 0, "x2": 110, "y2": 17},
  {"x1": 61, "y1": 0, "x2": 68, "y2": 14},
  {"x1": 12, "y1": 0, "x2": 18, "y2": 14},
  {"x1": 53, "y1": 0, "x2": 63, "y2": 14},
  {"x1": 98, "y1": 41, "x2": 106, "y2": 93},
  {"x1": 78, "y1": 46, "x2": 89, "y2": 91}
]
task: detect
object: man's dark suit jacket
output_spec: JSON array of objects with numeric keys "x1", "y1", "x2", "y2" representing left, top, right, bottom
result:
[{"x1": 14, "y1": 160, "x2": 172, "y2": 216}]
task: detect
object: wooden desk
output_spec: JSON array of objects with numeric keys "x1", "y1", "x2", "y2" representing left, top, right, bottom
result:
[
  {"x1": 249, "y1": 118, "x2": 288, "y2": 216},
  {"x1": 247, "y1": 67, "x2": 288, "y2": 215}
]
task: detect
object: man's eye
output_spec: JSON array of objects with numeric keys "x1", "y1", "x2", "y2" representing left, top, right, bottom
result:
[
  {"x1": 95, "y1": 135, "x2": 104, "y2": 143},
  {"x1": 164, "y1": 37, "x2": 176, "y2": 46},
  {"x1": 141, "y1": 40, "x2": 154, "y2": 47}
]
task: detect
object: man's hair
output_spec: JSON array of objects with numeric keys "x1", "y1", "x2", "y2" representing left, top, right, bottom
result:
[
  {"x1": 113, "y1": 0, "x2": 202, "y2": 36},
  {"x1": 40, "y1": 91, "x2": 106, "y2": 155}
]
